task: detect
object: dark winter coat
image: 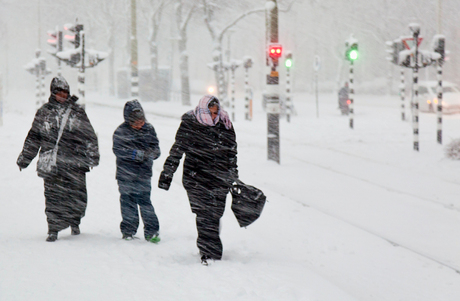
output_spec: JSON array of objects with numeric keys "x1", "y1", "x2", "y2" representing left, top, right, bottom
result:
[
  {"x1": 113, "y1": 100, "x2": 160, "y2": 181},
  {"x1": 159, "y1": 111, "x2": 238, "y2": 191},
  {"x1": 338, "y1": 86, "x2": 349, "y2": 103},
  {"x1": 17, "y1": 95, "x2": 99, "y2": 176}
]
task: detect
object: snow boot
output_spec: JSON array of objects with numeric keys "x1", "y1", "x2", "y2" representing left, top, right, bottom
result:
[
  {"x1": 145, "y1": 233, "x2": 161, "y2": 244},
  {"x1": 46, "y1": 232, "x2": 58, "y2": 242},
  {"x1": 201, "y1": 255, "x2": 212, "y2": 266},
  {"x1": 122, "y1": 234, "x2": 134, "y2": 240},
  {"x1": 71, "y1": 226, "x2": 80, "y2": 236}
]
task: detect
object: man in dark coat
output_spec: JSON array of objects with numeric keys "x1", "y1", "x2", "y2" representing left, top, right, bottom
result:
[
  {"x1": 17, "y1": 76, "x2": 99, "y2": 242},
  {"x1": 113, "y1": 100, "x2": 161, "y2": 242},
  {"x1": 158, "y1": 95, "x2": 238, "y2": 265}
]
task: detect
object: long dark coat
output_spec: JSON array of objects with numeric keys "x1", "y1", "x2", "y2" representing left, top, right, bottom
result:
[
  {"x1": 161, "y1": 111, "x2": 238, "y2": 191},
  {"x1": 17, "y1": 95, "x2": 99, "y2": 176}
]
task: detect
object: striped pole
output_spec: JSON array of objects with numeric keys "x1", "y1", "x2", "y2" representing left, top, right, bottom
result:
[
  {"x1": 131, "y1": 0, "x2": 139, "y2": 98},
  {"x1": 400, "y1": 68, "x2": 405, "y2": 121},
  {"x1": 285, "y1": 64, "x2": 292, "y2": 122},
  {"x1": 78, "y1": 32, "x2": 86, "y2": 109},
  {"x1": 40, "y1": 61, "x2": 46, "y2": 106},
  {"x1": 413, "y1": 48, "x2": 420, "y2": 151},
  {"x1": 349, "y1": 60, "x2": 354, "y2": 129},
  {"x1": 244, "y1": 66, "x2": 250, "y2": 120},
  {"x1": 35, "y1": 64, "x2": 41, "y2": 110},
  {"x1": 436, "y1": 60, "x2": 443, "y2": 144}
]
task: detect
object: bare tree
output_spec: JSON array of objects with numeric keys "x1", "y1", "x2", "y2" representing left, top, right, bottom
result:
[{"x1": 175, "y1": 0, "x2": 195, "y2": 106}]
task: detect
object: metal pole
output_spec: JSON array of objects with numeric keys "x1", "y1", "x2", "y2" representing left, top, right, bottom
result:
[
  {"x1": 244, "y1": 67, "x2": 250, "y2": 120},
  {"x1": 400, "y1": 68, "x2": 405, "y2": 120},
  {"x1": 131, "y1": 0, "x2": 139, "y2": 98},
  {"x1": 35, "y1": 63, "x2": 40, "y2": 110},
  {"x1": 349, "y1": 60, "x2": 354, "y2": 129},
  {"x1": 40, "y1": 61, "x2": 45, "y2": 106},
  {"x1": 78, "y1": 32, "x2": 86, "y2": 109},
  {"x1": 436, "y1": 58, "x2": 443, "y2": 144},
  {"x1": 315, "y1": 71, "x2": 318, "y2": 118},
  {"x1": 266, "y1": 0, "x2": 280, "y2": 164},
  {"x1": 57, "y1": 29, "x2": 62, "y2": 76},
  {"x1": 286, "y1": 64, "x2": 291, "y2": 122},
  {"x1": 413, "y1": 30, "x2": 420, "y2": 151}
]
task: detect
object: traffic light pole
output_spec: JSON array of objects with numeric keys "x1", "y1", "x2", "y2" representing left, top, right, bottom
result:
[
  {"x1": 243, "y1": 57, "x2": 253, "y2": 120},
  {"x1": 78, "y1": 32, "x2": 86, "y2": 109},
  {"x1": 436, "y1": 59, "x2": 443, "y2": 144},
  {"x1": 400, "y1": 68, "x2": 405, "y2": 121},
  {"x1": 266, "y1": 0, "x2": 280, "y2": 164},
  {"x1": 349, "y1": 60, "x2": 354, "y2": 129},
  {"x1": 412, "y1": 28, "x2": 420, "y2": 151},
  {"x1": 285, "y1": 56, "x2": 292, "y2": 122},
  {"x1": 230, "y1": 61, "x2": 239, "y2": 121}
]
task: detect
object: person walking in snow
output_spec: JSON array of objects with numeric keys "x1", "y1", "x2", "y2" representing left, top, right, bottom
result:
[
  {"x1": 113, "y1": 100, "x2": 161, "y2": 242},
  {"x1": 158, "y1": 95, "x2": 238, "y2": 265},
  {"x1": 338, "y1": 82, "x2": 350, "y2": 115},
  {"x1": 17, "y1": 76, "x2": 99, "y2": 242}
]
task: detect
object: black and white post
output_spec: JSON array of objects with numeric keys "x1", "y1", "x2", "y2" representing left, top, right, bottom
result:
[
  {"x1": 78, "y1": 32, "x2": 86, "y2": 109},
  {"x1": 265, "y1": 0, "x2": 280, "y2": 163},
  {"x1": 349, "y1": 59, "x2": 354, "y2": 129},
  {"x1": 313, "y1": 55, "x2": 321, "y2": 118},
  {"x1": 243, "y1": 56, "x2": 253, "y2": 120},
  {"x1": 230, "y1": 60, "x2": 240, "y2": 121},
  {"x1": 285, "y1": 51, "x2": 292, "y2": 122},
  {"x1": 433, "y1": 35, "x2": 445, "y2": 144},
  {"x1": 400, "y1": 68, "x2": 405, "y2": 120},
  {"x1": 410, "y1": 23, "x2": 420, "y2": 151}
]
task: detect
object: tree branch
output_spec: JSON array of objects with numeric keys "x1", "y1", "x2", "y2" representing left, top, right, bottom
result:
[{"x1": 218, "y1": 7, "x2": 265, "y2": 40}]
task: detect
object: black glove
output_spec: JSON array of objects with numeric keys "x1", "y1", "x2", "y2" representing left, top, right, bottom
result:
[{"x1": 158, "y1": 171, "x2": 173, "y2": 191}]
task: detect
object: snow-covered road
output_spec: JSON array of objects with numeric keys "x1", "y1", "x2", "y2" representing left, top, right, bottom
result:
[{"x1": 1, "y1": 90, "x2": 460, "y2": 300}]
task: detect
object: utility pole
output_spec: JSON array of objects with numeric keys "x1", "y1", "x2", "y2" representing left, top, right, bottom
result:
[
  {"x1": 409, "y1": 23, "x2": 421, "y2": 151},
  {"x1": 131, "y1": 0, "x2": 139, "y2": 98},
  {"x1": 243, "y1": 57, "x2": 253, "y2": 120},
  {"x1": 265, "y1": 0, "x2": 281, "y2": 164}
]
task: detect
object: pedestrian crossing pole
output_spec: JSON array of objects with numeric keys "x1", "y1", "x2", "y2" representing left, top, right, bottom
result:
[
  {"x1": 230, "y1": 60, "x2": 240, "y2": 121},
  {"x1": 410, "y1": 23, "x2": 421, "y2": 151},
  {"x1": 78, "y1": 32, "x2": 86, "y2": 109},
  {"x1": 285, "y1": 51, "x2": 292, "y2": 122},
  {"x1": 243, "y1": 57, "x2": 253, "y2": 120},
  {"x1": 400, "y1": 68, "x2": 405, "y2": 121},
  {"x1": 349, "y1": 60, "x2": 354, "y2": 129},
  {"x1": 433, "y1": 35, "x2": 445, "y2": 144}
]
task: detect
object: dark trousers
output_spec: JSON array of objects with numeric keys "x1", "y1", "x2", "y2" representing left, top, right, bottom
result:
[
  {"x1": 44, "y1": 171, "x2": 87, "y2": 234},
  {"x1": 118, "y1": 179, "x2": 159, "y2": 238},
  {"x1": 186, "y1": 185, "x2": 228, "y2": 260}
]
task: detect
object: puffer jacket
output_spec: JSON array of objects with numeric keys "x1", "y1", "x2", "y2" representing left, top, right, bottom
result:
[{"x1": 112, "y1": 100, "x2": 160, "y2": 181}]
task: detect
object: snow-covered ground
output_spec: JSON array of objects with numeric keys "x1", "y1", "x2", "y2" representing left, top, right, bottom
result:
[{"x1": 1, "y1": 89, "x2": 460, "y2": 301}]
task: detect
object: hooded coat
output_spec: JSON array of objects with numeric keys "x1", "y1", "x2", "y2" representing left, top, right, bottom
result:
[
  {"x1": 113, "y1": 100, "x2": 160, "y2": 181},
  {"x1": 160, "y1": 110, "x2": 238, "y2": 191},
  {"x1": 17, "y1": 79, "x2": 99, "y2": 176}
]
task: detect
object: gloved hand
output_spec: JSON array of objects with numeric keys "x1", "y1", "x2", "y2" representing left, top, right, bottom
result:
[
  {"x1": 132, "y1": 150, "x2": 145, "y2": 162},
  {"x1": 158, "y1": 171, "x2": 173, "y2": 191}
]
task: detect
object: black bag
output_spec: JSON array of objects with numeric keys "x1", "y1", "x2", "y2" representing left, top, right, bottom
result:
[{"x1": 230, "y1": 180, "x2": 266, "y2": 228}]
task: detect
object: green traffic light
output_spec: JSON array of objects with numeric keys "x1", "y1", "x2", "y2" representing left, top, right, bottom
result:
[
  {"x1": 285, "y1": 59, "x2": 292, "y2": 68},
  {"x1": 349, "y1": 49, "x2": 358, "y2": 60}
]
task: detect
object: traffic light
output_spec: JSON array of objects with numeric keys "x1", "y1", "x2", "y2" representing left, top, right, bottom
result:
[
  {"x1": 285, "y1": 52, "x2": 292, "y2": 68},
  {"x1": 64, "y1": 23, "x2": 83, "y2": 48},
  {"x1": 268, "y1": 44, "x2": 282, "y2": 59},
  {"x1": 432, "y1": 35, "x2": 445, "y2": 63},
  {"x1": 346, "y1": 43, "x2": 358, "y2": 61},
  {"x1": 386, "y1": 39, "x2": 405, "y2": 65},
  {"x1": 47, "y1": 29, "x2": 63, "y2": 55}
]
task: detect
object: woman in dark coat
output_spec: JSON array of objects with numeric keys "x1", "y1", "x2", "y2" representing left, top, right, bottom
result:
[
  {"x1": 17, "y1": 76, "x2": 99, "y2": 242},
  {"x1": 158, "y1": 95, "x2": 238, "y2": 265}
]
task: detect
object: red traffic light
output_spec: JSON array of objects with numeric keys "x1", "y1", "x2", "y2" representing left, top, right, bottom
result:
[{"x1": 268, "y1": 44, "x2": 282, "y2": 58}]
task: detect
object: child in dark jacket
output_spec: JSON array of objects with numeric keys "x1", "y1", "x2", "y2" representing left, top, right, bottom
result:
[{"x1": 113, "y1": 100, "x2": 161, "y2": 242}]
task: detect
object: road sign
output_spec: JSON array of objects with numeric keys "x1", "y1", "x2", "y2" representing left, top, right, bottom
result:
[
  {"x1": 402, "y1": 37, "x2": 423, "y2": 50},
  {"x1": 313, "y1": 55, "x2": 321, "y2": 71}
]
